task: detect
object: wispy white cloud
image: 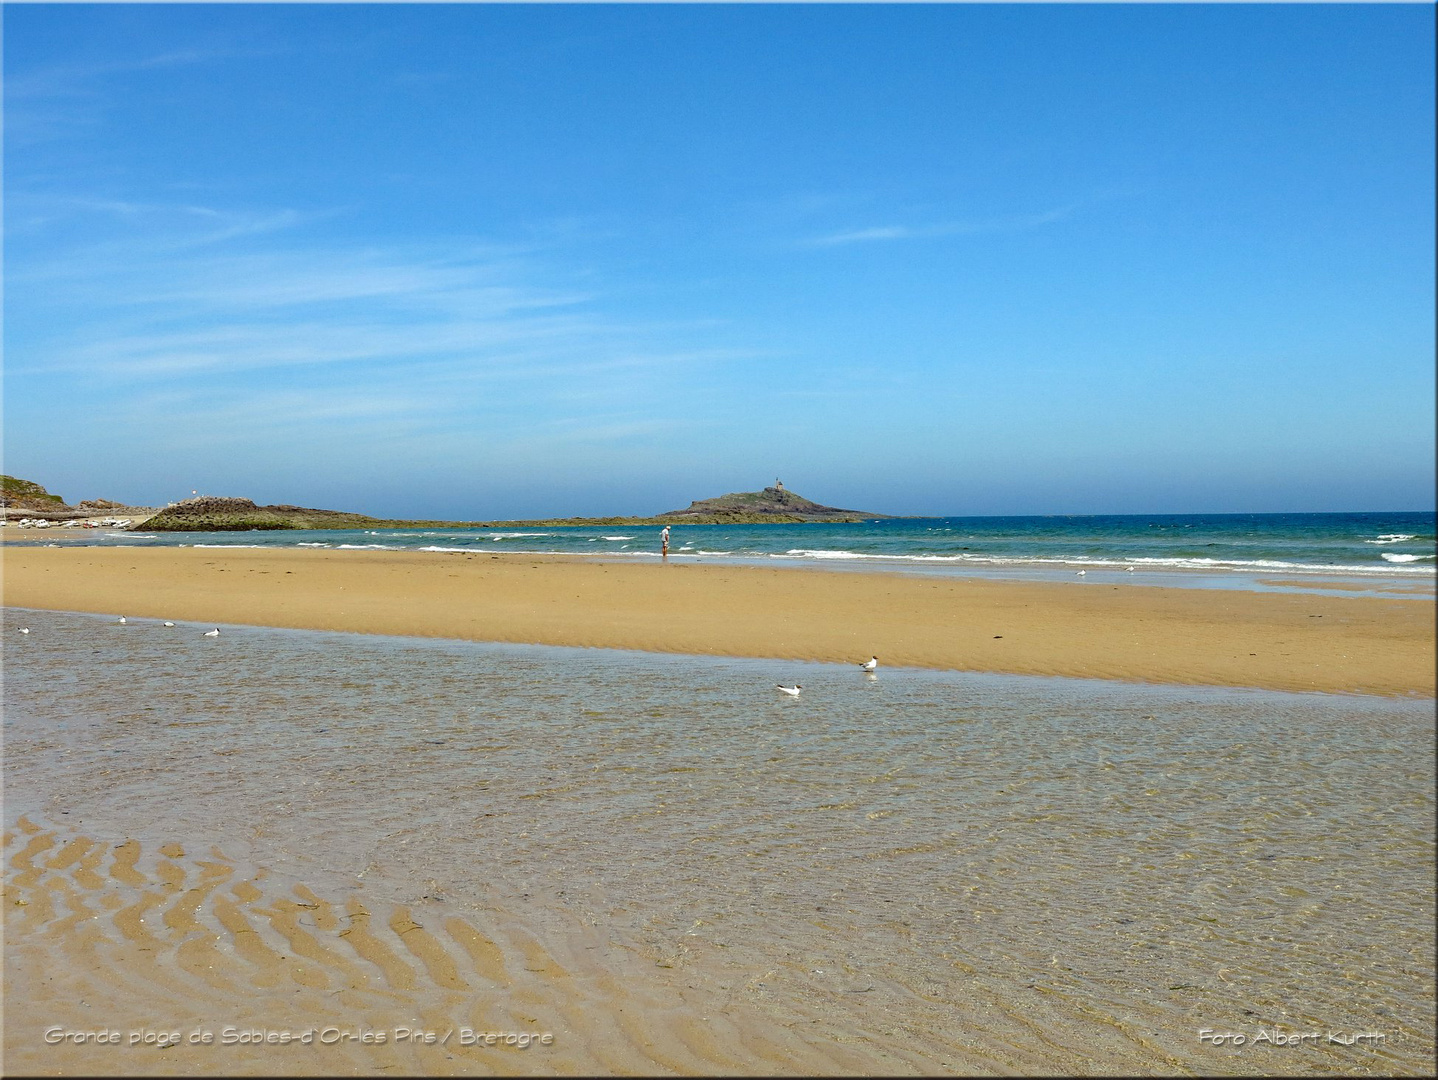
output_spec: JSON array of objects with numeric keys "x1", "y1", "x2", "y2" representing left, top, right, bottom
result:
[
  {"x1": 5, "y1": 45, "x2": 287, "y2": 101},
  {"x1": 17, "y1": 195, "x2": 221, "y2": 219},
  {"x1": 518, "y1": 413, "x2": 697, "y2": 445},
  {"x1": 138, "y1": 252, "x2": 588, "y2": 313},
  {"x1": 5, "y1": 198, "x2": 764, "y2": 454},
  {"x1": 804, "y1": 205, "x2": 1078, "y2": 248},
  {"x1": 4, "y1": 192, "x2": 310, "y2": 250},
  {"x1": 13, "y1": 239, "x2": 605, "y2": 381},
  {"x1": 118, "y1": 384, "x2": 434, "y2": 433},
  {"x1": 41, "y1": 315, "x2": 602, "y2": 380},
  {"x1": 812, "y1": 225, "x2": 917, "y2": 245},
  {"x1": 4, "y1": 45, "x2": 291, "y2": 147}
]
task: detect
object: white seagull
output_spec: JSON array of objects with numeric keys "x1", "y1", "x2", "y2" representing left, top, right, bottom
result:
[
  {"x1": 1076, "y1": 570, "x2": 1086, "y2": 576},
  {"x1": 860, "y1": 656, "x2": 878, "y2": 672},
  {"x1": 1125, "y1": 567, "x2": 1134, "y2": 573},
  {"x1": 163, "y1": 621, "x2": 175, "y2": 627},
  {"x1": 18, "y1": 627, "x2": 31, "y2": 634},
  {"x1": 118, "y1": 615, "x2": 128, "y2": 624},
  {"x1": 776, "y1": 684, "x2": 802, "y2": 697},
  {"x1": 203, "y1": 628, "x2": 220, "y2": 637}
]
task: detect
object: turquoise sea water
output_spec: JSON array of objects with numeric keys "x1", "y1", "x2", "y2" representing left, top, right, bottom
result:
[{"x1": 17, "y1": 511, "x2": 1437, "y2": 595}]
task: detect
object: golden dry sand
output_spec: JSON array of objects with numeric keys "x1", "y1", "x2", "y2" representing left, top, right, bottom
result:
[{"x1": 3, "y1": 545, "x2": 1433, "y2": 696}]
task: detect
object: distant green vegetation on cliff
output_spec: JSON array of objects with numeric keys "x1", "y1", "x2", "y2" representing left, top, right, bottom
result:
[{"x1": 1, "y1": 475, "x2": 68, "y2": 509}]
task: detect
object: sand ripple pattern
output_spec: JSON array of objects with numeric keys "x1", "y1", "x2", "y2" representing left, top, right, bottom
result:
[{"x1": 6, "y1": 815, "x2": 963, "y2": 1076}]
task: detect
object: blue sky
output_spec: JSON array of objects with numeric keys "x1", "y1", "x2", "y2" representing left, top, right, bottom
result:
[{"x1": 4, "y1": 3, "x2": 1434, "y2": 518}]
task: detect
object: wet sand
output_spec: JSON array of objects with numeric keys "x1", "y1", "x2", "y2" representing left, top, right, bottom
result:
[
  {"x1": 1255, "y1": 576, "x2": 1436, "y2": 596},
  {"x1": 6, "y1": 595, "x2": 1434, "y2": 1075},
  {"x1": 3, "y1": 544, "x2": 1433, "y2": 696},
  {"x1": 8, "y1": 815, "x2": 963, "y2": 1077}
]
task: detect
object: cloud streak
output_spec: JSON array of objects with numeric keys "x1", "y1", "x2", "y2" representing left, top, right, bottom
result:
[
  {"x1": 804, "y1": 205, "x2": 1077, "y2": 247},
  {"x1": 5, "y1": 197, "x2": 762, "y2": 456},
  {"x1": 4, "y1": 45, "x2": 288, "y2": 102},
  {"x1": 4, "y1": 45, "x2": 293, "y2": 147},
  {"x1": 4, "y1": 193, "x2": 314, "y2": 253}
]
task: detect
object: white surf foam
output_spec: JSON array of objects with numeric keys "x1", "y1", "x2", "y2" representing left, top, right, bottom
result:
[{"x1": 761, "y1": 548, "x2": 1435, "y2": 576}]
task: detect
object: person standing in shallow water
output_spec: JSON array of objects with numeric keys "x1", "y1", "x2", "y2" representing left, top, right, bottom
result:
[{"x1": 661, "y1": 526, "x2": 670, "y2": 559}]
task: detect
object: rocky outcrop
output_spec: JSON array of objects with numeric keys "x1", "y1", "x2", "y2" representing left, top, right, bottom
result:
[
  {"x1": 659, "y1": 486, "x2": 881, "y2": 522},
  {"x1": 1, "y1": 475, "x2": 70, "y2": 511},
  {"x1": 0, "y1": 476, "x2": 163, "y2": 523},
  {"x1": 142, "y1": 496, "x2": 383, "y2": 531}
]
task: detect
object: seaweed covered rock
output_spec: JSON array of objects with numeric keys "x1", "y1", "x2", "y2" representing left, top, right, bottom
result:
[{"x1": 143, "y1": 495, "x2": 381, "y2": 531}]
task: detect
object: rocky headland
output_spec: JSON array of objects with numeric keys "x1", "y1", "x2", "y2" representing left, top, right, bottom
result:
[{"x1": 1, "y1": 475, "x2": 160, "y2": 528}]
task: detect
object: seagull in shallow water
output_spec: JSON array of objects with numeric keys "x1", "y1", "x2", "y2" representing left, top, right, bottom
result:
[
  {"x1": 1076, "y1": 570, "x2": 1086, "y2": 576},
  {"x1": 117, "y1": 615, "x2": 127, "y2": 624},
  {"x1": 1126, "y1": 567, "x2": 1134, "y2": 573},
  {"x1": 860, "y1": 656, "x2": 878, "y2": 672},
  {"x1": 17, "y1": 627, "x2": 31, "y2": 634},
  {"x1": 203, "y1": 628, "x2": 220, "y2": 637},
  {"x1": 163, "y1": 621, "x2": 175, "y2": 627},
  {"x1": 776, "y1": 684, "x2": 802, "y2": 697}
]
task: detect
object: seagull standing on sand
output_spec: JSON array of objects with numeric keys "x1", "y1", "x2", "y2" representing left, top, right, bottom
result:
[
  {"x1": 777, "y1": 684, "x2": 802, "y2": 697},
  {"x1": 860, "y1": 656, "x2": 878, "y2": 672},
  {"x1": 203, "y1": 628, "x2": 220, "y2": 637}
]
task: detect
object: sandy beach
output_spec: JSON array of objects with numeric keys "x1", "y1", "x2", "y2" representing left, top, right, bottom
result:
[{"x1": 3, "y1": 544, "x2": 1433, "y2": 696}]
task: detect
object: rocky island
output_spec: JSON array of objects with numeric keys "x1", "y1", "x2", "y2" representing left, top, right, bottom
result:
[
  {"x1": 657, "y1": 484, "x2": 881, "y2": 523},
  {"x1": 3, "y1": 475, "x2": 884, "y2": 531}
]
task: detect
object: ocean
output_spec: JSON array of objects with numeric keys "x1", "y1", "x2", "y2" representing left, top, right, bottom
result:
[
  {"x1": 14, "y1": 510, "x2": 1438, "y2": 597},
  {"x1": 5, "y1": 608, "x2": 1434, "y2": 1074}
]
